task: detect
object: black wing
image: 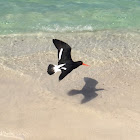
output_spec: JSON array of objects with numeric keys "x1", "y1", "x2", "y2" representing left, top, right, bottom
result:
[
  {"x1": 53, "y1": 39, "x2": 73, "y2": 64},
  {"x1": 59, "y1": 69, "x2": 73, "y2": 81}
]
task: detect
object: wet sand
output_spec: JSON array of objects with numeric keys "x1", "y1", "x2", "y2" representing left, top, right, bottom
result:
[{"x1": 0, "y1": 31, "x2": 140, "y2": 140}]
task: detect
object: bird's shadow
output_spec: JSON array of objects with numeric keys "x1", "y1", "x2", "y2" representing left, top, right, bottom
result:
[{"x1": 68, "y1": 77, "x2": 104, "y2": 104}]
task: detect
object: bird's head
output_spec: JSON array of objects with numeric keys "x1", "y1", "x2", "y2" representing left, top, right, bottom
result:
[{"x1": 78, "y1": 61, "x2": 89, "y2": 66}]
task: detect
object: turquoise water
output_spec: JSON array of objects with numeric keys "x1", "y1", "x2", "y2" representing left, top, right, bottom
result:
[{"x1": 0, "y1": 0, "x2": 140, "y2": 34}]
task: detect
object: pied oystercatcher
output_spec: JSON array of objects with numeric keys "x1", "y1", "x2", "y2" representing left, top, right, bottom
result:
[{"x1": 47, "y1": 39, "x2": 89, "y2": 81}]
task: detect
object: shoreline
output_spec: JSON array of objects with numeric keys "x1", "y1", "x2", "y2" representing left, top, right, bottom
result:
[{"x1": 0, "y1": 29, "x2": 140, "y2": 37}]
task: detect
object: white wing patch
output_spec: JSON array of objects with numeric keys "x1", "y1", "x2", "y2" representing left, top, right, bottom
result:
[
  {"x1": 54, "y1": 64, "x2": 66, "y2": 73},
  {"x1": 61, "y1": 67, "x2": 67, "y2": 70},
  {"x1": 53, "y1": 65, "x2": 61, "y2": 73},
  {"x1": 59, "y1": 48, "x2": 63, "y2": 60},
  {"x1": 57, "y1": 64, "x2": 65, "y2": 69}
]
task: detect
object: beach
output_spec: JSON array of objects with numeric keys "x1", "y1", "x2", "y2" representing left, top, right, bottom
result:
[
  {"x1": 0, "y1": 0, "x2": 140, "y2": 139},
  {"x1": 0, "y1": 31, "x2": 140, "y2": 140}
]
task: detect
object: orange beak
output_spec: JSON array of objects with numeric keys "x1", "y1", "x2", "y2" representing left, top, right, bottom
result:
[{"x1": 82, "y1": 63, "x2": 89, "y2": 66}]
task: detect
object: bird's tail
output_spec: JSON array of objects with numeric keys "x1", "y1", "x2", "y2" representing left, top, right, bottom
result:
[{"x1": 47, "y1": 64, "x2": 55, "y2": 75}]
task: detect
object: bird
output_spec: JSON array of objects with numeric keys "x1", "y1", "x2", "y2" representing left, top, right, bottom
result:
[{"x1": 47, "y1": 39, "x2": 89, "y2": 81}]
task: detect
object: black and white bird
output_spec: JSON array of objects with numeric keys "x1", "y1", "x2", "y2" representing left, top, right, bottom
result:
[{"x1": 47, "y1": 39, "x2": 89, "y2": 81}]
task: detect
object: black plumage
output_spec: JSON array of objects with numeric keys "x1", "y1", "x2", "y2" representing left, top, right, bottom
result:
[{"x1": 47, "y1": 39, "x2": 89, "y2": 81}]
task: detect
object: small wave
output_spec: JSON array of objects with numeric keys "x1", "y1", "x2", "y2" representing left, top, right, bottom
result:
[{"x1": 33, "y1": 24, "x2": 95, "y2": 33}]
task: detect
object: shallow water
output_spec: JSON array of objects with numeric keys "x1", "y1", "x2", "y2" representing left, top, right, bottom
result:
[{"x1": 0, "y1": 31, "x2": 140, "y2": 62}]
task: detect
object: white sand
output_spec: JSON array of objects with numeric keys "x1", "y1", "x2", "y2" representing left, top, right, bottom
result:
[
  {"x1": 0, "y1": 63, "x2": 140, "y2": 140},
  {"x1": 0, "y1": 32, "x2": 140, "y2": 139}
]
